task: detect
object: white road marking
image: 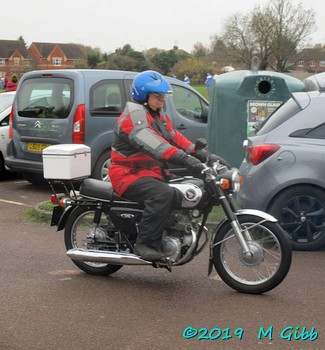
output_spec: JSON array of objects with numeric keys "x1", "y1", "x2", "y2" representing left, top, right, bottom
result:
[{"x1": 0, "y1": 198, "x2": 28, "y2": 206}]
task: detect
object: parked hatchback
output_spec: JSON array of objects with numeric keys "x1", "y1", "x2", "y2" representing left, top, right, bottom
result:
[
  {"x1": 237, "y1": 73, "x2": 325, "y2": 251},
  {"x1": 0, "y1": 91, "x2": 15, "y2": 172},
  {"x1": 6, "y1": 69, "x2": 209, "y2": 184}
]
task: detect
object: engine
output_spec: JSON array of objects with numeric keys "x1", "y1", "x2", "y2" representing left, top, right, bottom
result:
[
  {"x1": 161, "y1": 209, "x2": 199, "y2": 261},
  {"x1": 169, "y1": 182, "x2": 204, "y2": 208}
]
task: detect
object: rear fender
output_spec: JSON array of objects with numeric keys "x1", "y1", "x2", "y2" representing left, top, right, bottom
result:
[{"x1": 55, "y1": 206, "x2": 74, "y2": 231}]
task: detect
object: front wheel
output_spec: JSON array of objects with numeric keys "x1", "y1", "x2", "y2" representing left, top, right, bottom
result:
[
  {"x1": 212, "y1": 215, "x2": 292, "y2": 294},
  {"x1": 64, "y1": 206, "x2": 123, "y2": 276}
]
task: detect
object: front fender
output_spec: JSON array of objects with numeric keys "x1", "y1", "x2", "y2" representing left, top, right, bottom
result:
[
  {"x1": 210, "y1": 209, "x2": 278, "y2": 248},
  {"x1": 236, "y1": 209, "x2": 278, "y2": 222},
  {"x1": 208, "y1": 208, "x2": 278, "y2": 275}
]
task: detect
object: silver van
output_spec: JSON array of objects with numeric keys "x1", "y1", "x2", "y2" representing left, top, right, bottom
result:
[{"x1": 6, "y1": 69, "x2": 209, "y2": 184}]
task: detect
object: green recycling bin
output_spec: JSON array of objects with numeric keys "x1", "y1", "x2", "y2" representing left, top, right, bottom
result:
[{"x1": 207, "y1": 70, "x2": 305, "y2": 167}]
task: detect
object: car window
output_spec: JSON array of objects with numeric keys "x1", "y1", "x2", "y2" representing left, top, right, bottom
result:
[
  {"x1": 256, "y1": 98, "x2": 301, "y2": 135},
  {"x1": 90, "y1": 80, "x2": 125, "y2": 115},
  {"x1": 0, "y1": 114, "x2": 9, "y2": 126},
  {"x1": 17, "y1": 78, "x2": 73, "y2": 119},
  {"x1": 171, "y1": 85, "x2": 208, "y2": 122},
  {"x1": 0, "y1": 94, "x2": 14, "y2": 113},
  {"x1": 290, "y1": 123, "x2": 325, "y2": 139}
]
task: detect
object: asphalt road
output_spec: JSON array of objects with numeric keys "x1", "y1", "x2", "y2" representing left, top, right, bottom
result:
[{"x1": 0, "y1": 173, "x2": 324, "y2": 350}]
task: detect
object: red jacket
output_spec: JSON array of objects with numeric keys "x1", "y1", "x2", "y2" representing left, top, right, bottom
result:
[
  {"x1": 5, "y1": 81, "x2": 17, "y2": 92},
  {"x1": 109, "y1": 102, "x2": 194, "y2": 196}
]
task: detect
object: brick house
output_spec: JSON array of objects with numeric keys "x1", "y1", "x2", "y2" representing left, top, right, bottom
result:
[
  {"x1": 28, "y1": 42, "x2": 87, "y2": 70},
  {"x1": 0, "y1": 39, "x2": 34, "y2": 79},
  {"x1": 293, "y1": 47, "x2": 325, "y2": 73}
]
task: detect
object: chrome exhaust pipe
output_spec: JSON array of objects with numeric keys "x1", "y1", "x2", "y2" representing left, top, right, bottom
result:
[{"x1": 67, "y1": 249, "x2": 152, "y2": 265}]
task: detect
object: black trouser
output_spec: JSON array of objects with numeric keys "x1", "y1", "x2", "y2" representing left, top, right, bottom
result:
[{"x1": 123, "y1": 177, "x2": 182, "y2": 247}]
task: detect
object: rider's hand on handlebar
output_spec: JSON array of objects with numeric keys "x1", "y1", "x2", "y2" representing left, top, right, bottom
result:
[
  {"x1": 208, "y1": 154, "x2": 230, "y2": 168},
  {"x1": 185, "y1": 155, "x2": 205, "y2": 174}
]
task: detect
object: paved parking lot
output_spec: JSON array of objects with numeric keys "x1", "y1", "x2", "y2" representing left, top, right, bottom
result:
[{"x1": 0, "y1": 174, "x2": 324, "y2": 350}]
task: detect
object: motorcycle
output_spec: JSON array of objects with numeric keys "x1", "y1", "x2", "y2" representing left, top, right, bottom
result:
[{"x1": 46, "y1": 142, "x2": 292, "y2": 294}]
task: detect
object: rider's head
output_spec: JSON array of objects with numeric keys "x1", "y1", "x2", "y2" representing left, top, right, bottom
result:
[{"x1": 132, "y1": 70, "x2": 172, "y2": 105}]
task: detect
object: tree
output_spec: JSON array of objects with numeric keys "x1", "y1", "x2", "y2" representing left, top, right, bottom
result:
[
  {"x1": 151, "y1": 50, "x2": 179, "y2": 75},
  {"x1": 266, "y1": 0, "x2": 316, "y2": 71},
  {"x1": 106, "y1": 44, "x2": 149, "y2": 71},
  {"x1": 87, "y1": 50, "x2": 100, "y2": 68},
  {"x1": 221, "y1": 0, "x2": 316, "y2": 71},
  {"x1": 222, "y1": 13, "x2": 257, "y2": 69}
]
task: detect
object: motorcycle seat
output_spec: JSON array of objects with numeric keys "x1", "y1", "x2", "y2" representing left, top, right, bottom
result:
[{"x1": 80, "y1": 178, "x2": 126, "y2": 202}]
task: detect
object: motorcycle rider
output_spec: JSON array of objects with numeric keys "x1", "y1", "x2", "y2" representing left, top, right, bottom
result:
[{"x1": 109, "y1": 70, "x2": 227, "y2": 260}]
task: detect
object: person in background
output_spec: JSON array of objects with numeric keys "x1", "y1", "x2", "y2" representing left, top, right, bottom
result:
[
  {"x1": 183, "y1": 73, "x2": 190, "y2": 84},
  {"x1": 205, "y1": 73, "x2": 213, "y2": 96},
  {"x1": 109, "y1": 70, "x2": 227, "y2": 260},
  {"x1": 5, "y1": 75, "x2": 18, "y2": 92},
  {"x1": 4, "y1": 74, "x2": 8, "y2": 90}
]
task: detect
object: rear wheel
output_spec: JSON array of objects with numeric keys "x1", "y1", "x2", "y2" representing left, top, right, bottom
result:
[
  {"x1": 212, "y1": 215, "x2": 292, "y2": 294},
  {"x1": 92, "y1": 151, "x2": 111, "y2": 182},
  {"x1": 64, "y1": 206, "x2": 122, "y2": 276},
  {"x1": 269, "y1": 186, "x2": 325, "y2": 251}
]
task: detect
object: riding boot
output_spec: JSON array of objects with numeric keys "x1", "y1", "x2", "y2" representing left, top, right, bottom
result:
[{"x1": 134, "y1": 240, "x2": 165, "y2": 261}]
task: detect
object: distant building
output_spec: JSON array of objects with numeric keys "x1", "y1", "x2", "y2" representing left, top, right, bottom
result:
[
  {"x1": 29, "y1": 42, "x2": 87, "y2": 70},
  {"x1": 0, "y1": 39, "x2": 88, "y2": 79},
  {"x1": 294, "y1": 47, "x2": 325, "y2": 73},
  {"x1": 0, "y1": 39, "x2": 34, "y2": 78}
]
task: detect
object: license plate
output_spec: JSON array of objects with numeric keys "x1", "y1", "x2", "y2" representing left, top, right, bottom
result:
[{"x1": 27, "y1": 143, "x2": 51, "y2": 152}]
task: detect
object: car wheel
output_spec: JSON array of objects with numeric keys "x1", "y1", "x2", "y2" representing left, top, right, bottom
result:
[
  {"x1": 0, "y1": 153, "x2": 5, "y2": 172},
  {"x1": 269, "y1": 186, "x2": 325, "y2": 251},
  {"x1": 23, "y1": 172, "x2": 47, "y2": 185},
  {"x1": 92, "y1": 151, "x2": 111, "y2": 182}
]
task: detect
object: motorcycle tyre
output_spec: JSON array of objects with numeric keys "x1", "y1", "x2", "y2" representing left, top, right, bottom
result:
[
  {"x1": 212, "y1": 214, "x2": 292, "y2": 294},
  {"x1": 64, "y1": 206, "x2": 123, "y2": 276}
]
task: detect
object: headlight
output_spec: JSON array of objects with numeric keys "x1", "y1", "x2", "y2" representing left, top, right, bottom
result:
[
  {"x1": 219, "y1": 168, "x2": 242, "y2": 192},
  {"x1": 231, "y1": 170, "x2": 242, "y2": 192}
]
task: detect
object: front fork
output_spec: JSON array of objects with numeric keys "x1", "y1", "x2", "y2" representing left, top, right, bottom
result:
[{"x1": 214, "y1": 184, "x2": 252, "y2": 256}]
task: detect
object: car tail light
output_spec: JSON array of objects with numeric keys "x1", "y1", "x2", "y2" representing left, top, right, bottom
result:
[
  {"x1": 9, "y1": 106, "x2": 14, "y2": 139},
  {"x1": 72, "y1": 104, "x2": 85, "y2": 143},
  {"x1": 246, "y1": 144, "x2": 280, "y2": 165}
]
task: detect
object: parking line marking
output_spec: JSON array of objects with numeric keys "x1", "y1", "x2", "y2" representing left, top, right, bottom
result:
[{"x1": 0, "y1": 199, "x2": 28, "y2": 206}]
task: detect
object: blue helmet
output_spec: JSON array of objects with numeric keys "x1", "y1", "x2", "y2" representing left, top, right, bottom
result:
[{"x1": 132, "y1": 70, "x2": 172, "y2": 103}]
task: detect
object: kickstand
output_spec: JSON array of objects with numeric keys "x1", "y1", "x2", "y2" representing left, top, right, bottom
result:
[
  {"x1": 163, "y1": 264, "x2": 172, "y2": 272},
  {"x1": 153, "y1": 258, "x2": 173, "y2": 272}
]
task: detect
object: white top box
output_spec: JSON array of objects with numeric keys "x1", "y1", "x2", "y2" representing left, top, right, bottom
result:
[
  {"x1": 43, "y1": 144, "x2": 91, "y2": 180},
  {"x1": 43, "y1": 144, "x2": 90, "y2": 155}
]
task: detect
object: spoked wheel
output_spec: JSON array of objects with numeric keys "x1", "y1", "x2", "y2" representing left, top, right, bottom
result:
[
  {"x1": 64, "y1": 206, "x2": 123, "y2": 276},
  {"x1": 212, "y1": 214, "x2": 292, "y2": 294}
]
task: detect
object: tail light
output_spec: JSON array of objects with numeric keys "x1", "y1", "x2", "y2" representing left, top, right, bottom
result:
[
  {"x1": 246, "y1": 144, "x2": 280, "y2": 165},
  {"x1": 72, "y1": 104, "x2": 85, "y2": 143},
  {"x1": 9, "y1": 106, "x2": 14, "y2": 139}
]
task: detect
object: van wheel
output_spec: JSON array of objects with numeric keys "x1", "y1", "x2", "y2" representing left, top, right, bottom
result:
[
  {"x1": 23, "y1": 172, "x2": 47, "y2": 185},
  {"x1": 269, "y1": 186, "x2": 325, "y2": 251},
  {"x1": 92, "y1": 151, "x2": 111, "y2": 182}
]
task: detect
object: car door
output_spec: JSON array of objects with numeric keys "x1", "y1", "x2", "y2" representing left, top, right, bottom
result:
[{"x1": 166, "y1": 83, "x2": 208, "y2": 143}]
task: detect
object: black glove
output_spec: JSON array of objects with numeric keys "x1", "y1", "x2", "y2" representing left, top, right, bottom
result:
[
  {"x1": 170, "y1": 150, "x2": 205, "y2": 174},
  {"x1": 208, "y1": 154, "x2": 230, "y2": 168},
  {"x1": 193, "y1": 148, "x2": 209, "y2": 162},
  {"x1": 184, "y1": 155, "x2": 205, "y2": 174}
]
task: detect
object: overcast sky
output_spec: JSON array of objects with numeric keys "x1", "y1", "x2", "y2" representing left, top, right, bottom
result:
[{"x1": 3, "y1": 0, "x2": 325, "y2": 53}]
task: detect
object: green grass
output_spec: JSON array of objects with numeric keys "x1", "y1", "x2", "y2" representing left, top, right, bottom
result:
[
  {"x1": 208, "y1": 206, "x2": 225, "y2": 222},
  {"x1": 192, "y1": 85, "x2": 209, "y2": 99}
]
